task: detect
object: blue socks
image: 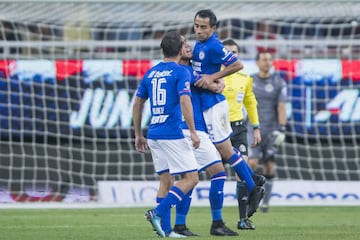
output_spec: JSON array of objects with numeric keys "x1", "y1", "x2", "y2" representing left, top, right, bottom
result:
[
  {"x1": 209, "y1": 171, "x2": 226, "y2": 221},
  {"x1": 156, "y1": 197, "x2": 164, "y2": 205},
  {"x1": 175, "y1": 189, "x2": 193, "y2": 225},
  {"x1": 174, "y1": 171, "x2": 227, "y2": 223},
  {"x1": 155, "y1": 186, "x2": 185, "y2": 235},
  {"x1": 228, "y1": 152, "x2": 255, "y2": 192}
]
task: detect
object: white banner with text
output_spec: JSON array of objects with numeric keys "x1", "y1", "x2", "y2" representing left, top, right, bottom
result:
[{"x1": 97, "y1": 180, "x2": 360, "y2": 207}]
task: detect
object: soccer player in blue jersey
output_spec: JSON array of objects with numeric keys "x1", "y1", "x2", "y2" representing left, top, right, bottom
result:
[
  {"x1": 152, "y1": 35, "x2": 238, "y2": 237},
  {"x1": 132, "y1": 31, "x2": 200, "y2": 238},
  {"x1": 192, "y1": 9, "x2": 265, "y2": 217},
  {"x1": 175, "y1": 36, "x2": 238, "y2": 236}
]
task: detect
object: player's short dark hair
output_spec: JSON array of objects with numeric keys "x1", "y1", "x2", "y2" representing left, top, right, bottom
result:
[
  {"x1": 160, "y1": 31, "x2": 183, "y2": 58},
  {"x1": 194, "y1": 9, "x2": 218, "y2": 27},
  {"x1": 222, "y1": 38, "x2": 240, "y2": 52},
  {"x1": 256, "y1": 50, "x2": 272, "y2": 61}
]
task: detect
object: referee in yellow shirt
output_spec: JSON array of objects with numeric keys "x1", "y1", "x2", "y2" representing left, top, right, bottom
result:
[{"x1": 222, "y1": 39, "x2": 262, "y2": 230}]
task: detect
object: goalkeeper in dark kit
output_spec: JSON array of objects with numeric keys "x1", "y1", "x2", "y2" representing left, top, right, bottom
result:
[{"x1": 246, "y1": 50, "x2": 288, "y2": 213}]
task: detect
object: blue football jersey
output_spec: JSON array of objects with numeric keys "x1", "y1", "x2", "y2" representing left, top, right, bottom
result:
[
  {"x1": 180, "y1": 65, "x2": 207, "y2": 132},
  {"x1": 136, "y1": 61, "x2": 191, "y2": 139},
  {"x1": 192, "y1": 33, "x2": 238, "y2": 110}
]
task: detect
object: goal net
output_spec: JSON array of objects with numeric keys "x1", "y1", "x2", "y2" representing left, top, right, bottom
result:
[{"x1": 0, "y1": 0, "x2": 359, "y2": 203}]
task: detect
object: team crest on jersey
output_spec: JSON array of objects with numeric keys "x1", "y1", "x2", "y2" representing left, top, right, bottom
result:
[
  {"x1": 199, "y1": 51, "x2": 205, "y2": 60},
  {"x1": 265, "y1": 83, "x2": 274, "y2": 92}
]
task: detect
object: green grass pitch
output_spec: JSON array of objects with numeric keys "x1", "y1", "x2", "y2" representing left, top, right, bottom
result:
[{"x1": 0, "y1": 206, "x2": 359, "y2": 240}]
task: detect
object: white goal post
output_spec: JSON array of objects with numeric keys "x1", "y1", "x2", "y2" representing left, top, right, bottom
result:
[{"x1": 0, "y1": 0, "x2": 359, "y2": 204}]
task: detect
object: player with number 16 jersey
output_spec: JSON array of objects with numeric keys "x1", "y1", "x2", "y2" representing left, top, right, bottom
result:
[
  {"x1": 133, "y1": 31, "x2": 199, "y2": 238},
  {"x1": 136, "y1": 62, "x2": 192, "y2": 140}
]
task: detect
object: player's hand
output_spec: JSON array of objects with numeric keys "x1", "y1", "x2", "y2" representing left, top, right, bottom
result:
[
  {"x1": 190, "y1": 132, "x2": 200, "y2": 149},
  {"x1": 207, "y1": 78, "x2": 224, "y2": 93},
  {"x1": 251, "y1": 128, "x2": 261, "y2": 148},
  {"x1": 194, "y1": 74, "x2": 213, "y2": 89},
  {"x1": 216, "y1": 79, "x2": 225, "y2": 93},
  {"x1": 135, "y1": 136, "x2": 149, "y2": 153}
]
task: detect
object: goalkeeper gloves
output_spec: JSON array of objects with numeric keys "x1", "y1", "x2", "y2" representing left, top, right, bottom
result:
[{"x1": 271, "y1": 125, "x2": 286, "y2": 147}]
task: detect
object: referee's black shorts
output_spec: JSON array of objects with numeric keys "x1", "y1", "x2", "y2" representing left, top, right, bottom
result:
[{"x1": 230, "y1": 119, "x2": 248, "y2": 156}]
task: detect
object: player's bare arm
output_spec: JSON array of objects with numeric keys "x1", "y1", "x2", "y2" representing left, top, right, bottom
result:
[
  {"x1": 195, "y1": 60, "x2": 243, "y2": 88},
  {"x1": 278, "y1": 102, "x2": 287, "y2": 126},
  {"x1": 180, "y1": 95, "x2": 200, "y2": 149},
  {"x1": 132, "y1": 97, "x2": 149, "y2": 153}
]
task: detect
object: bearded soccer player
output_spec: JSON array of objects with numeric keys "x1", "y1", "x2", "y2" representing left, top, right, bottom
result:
[{"x1": 177, "y1": 36, "x2": 238, "y2": 236}]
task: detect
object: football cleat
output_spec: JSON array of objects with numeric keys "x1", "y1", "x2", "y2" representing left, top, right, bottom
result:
[
  {"x1": 237, "y1": 218, "x2": 255, "y2": 230},
  {"x1": 144, "y1": 209, "x2": 165, "y2": 238},
  {"x1": 253, "y1": 173, "x2": 266, "y2": 186},
  {"x1": 248, "y1": 186, "x2": 265, "y2": 218},
  {"x1": 166, "y1": 231, "x2": 187, "y2": 238},
  {"x1": 174, "y1": 224, "x2": 199, "y2": 236},
  {"x1": 210, "y1": 221, "x2": 239, "y2": 236}
]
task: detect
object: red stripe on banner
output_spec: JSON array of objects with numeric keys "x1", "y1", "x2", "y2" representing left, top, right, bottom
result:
[
  {"x1": 273, "y1": 59, "x2": 297, "y2": 80},
  {"x1": 56, "y1": 60, "x2": 83, "y2": 81},
  {"x1": 341, "y1": 60, "x2": 360, "y2": 81},
  {"x1": 122, "y1": 59, "x2": 152, "y2": 78},
  {"x1": 329, "y1": 108, "x2": 340, "y2": 115},
  {"x1": 0, "y1": 60, "x2": 15, "y2": 78}
]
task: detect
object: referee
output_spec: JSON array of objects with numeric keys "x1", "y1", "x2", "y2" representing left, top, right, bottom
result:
[{"x1": 222, "y1": 39, "x2": 263, "y2": 230}]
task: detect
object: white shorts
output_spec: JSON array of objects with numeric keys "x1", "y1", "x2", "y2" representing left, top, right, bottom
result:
[
  {"x1": 203, "y1": 101, "x2": 232, "y2": 144},
  {"x1": 183, "y1": 130, "x2": 222, "y2": 171},
  {"x1": 147, "y1": 138, "x2": 198, "y2": 175}
]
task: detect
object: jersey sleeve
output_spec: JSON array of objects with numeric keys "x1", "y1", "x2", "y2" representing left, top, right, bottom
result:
[
  {"x1": 177, "y1": 67, "x2": 192, "y2": 97},
  {"x1": 136, "y1": 76, "x2": 149, "y2": 99},
  {"x1": 277, "y1": 76, "x2": 288, "y2": 103},
  {"x1": 243, "y1": 75, "x2": 260, "y2": 127},
  {"x1": 212, "y1": 41, "x2": 238, "y2": 67},
  {"x1": 183, "y1": 65, "x2": 196, "y2": 85}
]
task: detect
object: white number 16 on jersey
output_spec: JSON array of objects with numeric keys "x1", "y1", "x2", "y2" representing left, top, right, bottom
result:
[{"x1": 151, "y1": 78, "x2": 167, "y2": 106}]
